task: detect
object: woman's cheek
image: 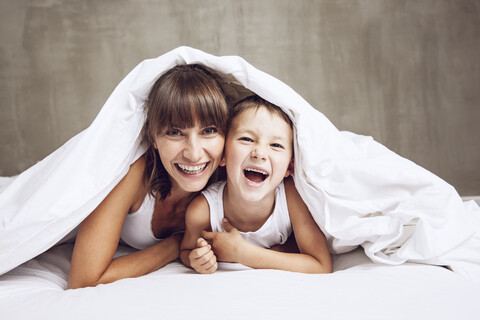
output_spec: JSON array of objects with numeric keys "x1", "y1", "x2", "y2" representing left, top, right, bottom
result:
[{"x1": 213, "y1": 137, "x2": 226, "y2": 159}]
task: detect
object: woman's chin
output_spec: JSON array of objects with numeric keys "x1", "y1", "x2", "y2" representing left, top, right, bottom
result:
[
  {"x1": 178, "y1": 179, "x2": 209, "y2": 193},
  {"x1": 174, "y1": 172, "x2": 212, "y2": 193}
]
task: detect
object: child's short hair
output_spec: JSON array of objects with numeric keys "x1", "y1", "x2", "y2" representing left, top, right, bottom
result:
[{"x1": 230, "y1": 95, "x2": 293, "y2": 129}]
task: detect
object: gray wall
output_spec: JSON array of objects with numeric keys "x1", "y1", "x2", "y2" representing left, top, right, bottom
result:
[{"x1": 1, "y1": 0, "x2": 479, "y2": 196}]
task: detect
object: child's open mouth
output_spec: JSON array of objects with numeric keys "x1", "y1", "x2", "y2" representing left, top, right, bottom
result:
[{"x1": 244, "y1": 168, "x2": 269, "y2": 183}]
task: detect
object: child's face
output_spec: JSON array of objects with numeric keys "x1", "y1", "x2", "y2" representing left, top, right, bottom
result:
[{"x1": 222, "y1": 106, "x2": 293, "y2": 202}]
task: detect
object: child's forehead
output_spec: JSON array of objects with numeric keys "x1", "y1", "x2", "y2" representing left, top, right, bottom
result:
[
  {"x1": 231, "y1": 107, "x2": 293, "y2": 138},
  {"x1": 235, "y1": 106, "x2": 289, "y2": 124}
]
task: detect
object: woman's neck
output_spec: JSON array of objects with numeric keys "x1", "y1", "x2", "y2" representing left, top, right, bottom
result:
[
  {"x1": 151, "y1": 183, "x2": 198, "y2": 239},
  {"x1": 222, "y1": 183, "x2": 276, "y2": 233},
  {"x1": 168, "y1": 182, "x2": 198, "y2": 205}
]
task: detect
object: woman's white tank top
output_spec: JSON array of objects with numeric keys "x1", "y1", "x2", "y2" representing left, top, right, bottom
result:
[{"x1": 120, "y1": 193, "x2": 161, "y2": 250}]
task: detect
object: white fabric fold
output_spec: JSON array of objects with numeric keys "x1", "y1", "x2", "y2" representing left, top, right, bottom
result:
[{"x1": 1, "y1": 46, "x2": 479, "y2": 282}]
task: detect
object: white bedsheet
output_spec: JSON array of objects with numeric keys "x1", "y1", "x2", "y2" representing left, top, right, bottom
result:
[
  {"x1": 1, "y1": 46, "x2": 479, "y2": 283},
  {"x1": 1, "y1": 244, "x2": 479, "y2": 320}
]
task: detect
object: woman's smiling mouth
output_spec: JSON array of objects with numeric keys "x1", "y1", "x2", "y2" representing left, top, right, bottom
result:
[{"x1": 176, "y1": 162, "x2": 208, "y2": 175}]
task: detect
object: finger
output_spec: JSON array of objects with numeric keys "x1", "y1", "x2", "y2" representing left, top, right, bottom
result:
[
  {"x1": 197, "y1": 260, "x2": 217, "y2": 274},
  {"x1": 195, "y1": 252, "x2": 217, "y2": 274},
  {"x1": 222, "y1": 218, "x2": 234, "y2": 232},
  {"x1": 203, "y1": 256, "x2": 218, "y2": 273},
  {"x1": 190, "y1": 244, "x2": 212, "y2": 259},
  {"x1": 202, "y1": 230, "x2": 215, "y2": 240},
  {"x1": 192, "y1": 249, "x2": 214, "y2": 268},
  {"x1": 201, "y1": 249, "x2": 215, "y2": 264},
  {"x1": 204, "y1": 261, "x2": 218, "y2": 274},
  {"x1": 196, "y1": 237, "x2": 208, "y2": 248}
]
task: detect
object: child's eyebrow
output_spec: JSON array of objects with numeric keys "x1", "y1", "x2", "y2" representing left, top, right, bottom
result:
[
  {"x1": 235, "y1": 128, "x2": 255, "y2": 135},
  {"x1": 270, "y1": 135, "x2": 290, "y2": 141},
  {"x1": 239, "y1": 129, "x2": 290, "y2": 141}
]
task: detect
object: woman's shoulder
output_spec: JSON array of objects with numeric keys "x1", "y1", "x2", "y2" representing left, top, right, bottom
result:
[
  {"x1": 130, "y1": 154, "x2": 147, "y2": 174},
  {"x1": 124, "y1": 155, "x2": 149, "y2": 211},
  {"x1": 123, "y1": 155, "x2": 148, "y2": 184}
]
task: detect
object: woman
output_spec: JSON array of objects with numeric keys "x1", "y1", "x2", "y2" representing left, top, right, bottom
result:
[{"x1": 68, "y1": 64, "x2": 229, "y2": 288}]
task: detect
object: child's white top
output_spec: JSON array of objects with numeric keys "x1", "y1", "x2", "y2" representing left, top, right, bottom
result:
[{"x1": 202, "y1": 181, "x2": 292, "y2": 248}]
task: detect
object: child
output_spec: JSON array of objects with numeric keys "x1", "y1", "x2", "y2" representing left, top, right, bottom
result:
[{"x1": 180, "y1": 95, "x2": 332, "y2": 274}]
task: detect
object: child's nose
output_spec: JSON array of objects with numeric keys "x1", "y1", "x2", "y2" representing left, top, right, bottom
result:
[{"x1": 251, "y1": 147, "x2": 267, "y2": 161}]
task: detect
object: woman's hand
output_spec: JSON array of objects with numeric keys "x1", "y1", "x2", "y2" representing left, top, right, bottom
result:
[{"x1": 202, "y1": 219, "x2": 247, "y2": 263}]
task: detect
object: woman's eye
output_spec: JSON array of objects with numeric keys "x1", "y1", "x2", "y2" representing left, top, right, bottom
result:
[
  {"x1": 203, "y1": 127, "x2": 218, "y2": 135},
  {"x1": 166, "y1": 129, "x2": 182, "y2": 136}
]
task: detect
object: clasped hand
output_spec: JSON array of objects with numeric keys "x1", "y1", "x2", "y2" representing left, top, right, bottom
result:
[{"x1": 189, "y1": 218, "x2": 245, "y2": 274}]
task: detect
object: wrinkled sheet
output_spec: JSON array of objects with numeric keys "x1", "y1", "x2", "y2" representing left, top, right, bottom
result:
[
  {"x1": 1, "y1": 46, "x2": 479, "y2": 281},
  {"x1": 0, "y1": 244, "x2": 479, "y2": 320}
]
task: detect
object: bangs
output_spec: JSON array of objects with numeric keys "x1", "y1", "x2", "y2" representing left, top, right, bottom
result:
[
  {"x1": 145, "y1": 64, "x2": 229, "y2": 140},
  {"x1": 162, "y1": 81, "x2": 228, "y2": 132}
]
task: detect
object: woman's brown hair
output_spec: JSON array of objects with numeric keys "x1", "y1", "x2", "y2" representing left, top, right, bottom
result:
[{"x1": 144, "y1": 64, "x2": 229, "y2": 200}]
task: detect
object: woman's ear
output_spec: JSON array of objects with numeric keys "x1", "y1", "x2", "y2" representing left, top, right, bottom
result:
[
  {"x1": 220, "y1": 156, "x2": 226, "y2": 167},
  {"x1": 284, "y1": 159, "x2": 294, "y2": 177}
]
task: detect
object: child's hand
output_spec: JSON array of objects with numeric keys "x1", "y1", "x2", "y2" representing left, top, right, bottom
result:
[
  {"x1": 202, "y1": 219, "x2": 246, "y2": 263},
  {"x1": 189, "y1": 238, "x2": 218, "y2": 274}
]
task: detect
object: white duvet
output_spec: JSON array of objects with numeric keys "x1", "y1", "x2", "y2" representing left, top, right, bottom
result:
[{"x1": 1, "y1": 46, "x2": 479, "y2": 282}]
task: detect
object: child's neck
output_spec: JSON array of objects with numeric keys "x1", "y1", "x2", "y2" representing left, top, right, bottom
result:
[{"x1": 222, "y1": 183, "x2": 276, "y2": 233}]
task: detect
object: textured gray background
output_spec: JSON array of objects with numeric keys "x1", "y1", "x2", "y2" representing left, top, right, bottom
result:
[{"x1": 1, "y1": 0, "x2": 479, "y2": 196}]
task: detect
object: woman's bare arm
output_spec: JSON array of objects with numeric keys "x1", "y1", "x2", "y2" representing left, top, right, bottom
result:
[{"x1": 68, "y1": 157, "x2": 180, "y2": 289}]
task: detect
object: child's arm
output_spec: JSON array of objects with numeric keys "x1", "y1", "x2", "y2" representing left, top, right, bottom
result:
[
  {"x1": 282, "y1": 177, "x2": 332, "y2": 273},
  {"x1": 180, "y1": 195, "x2": 218, "y2": 274},
  {"x1": 202, "y1": 178, "x2": 332, "y2": 274}
]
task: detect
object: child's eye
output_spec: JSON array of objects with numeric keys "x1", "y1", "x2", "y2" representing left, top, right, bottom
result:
[
  {"x1": 203, "y1": 127, "x2": 218, "y2": 135},
  {"x1": 239, "y1": 137, "x2": 253, "y2": 142},
  {"x1": 271, "y1": 143, "x2": 284, "y2": 149}
]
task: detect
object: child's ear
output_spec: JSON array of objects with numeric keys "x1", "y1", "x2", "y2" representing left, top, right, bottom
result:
[{"x1": 284, "y1": 159, "x2": 294, "y2": 177}]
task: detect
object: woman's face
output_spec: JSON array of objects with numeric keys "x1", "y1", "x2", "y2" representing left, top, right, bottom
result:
[{"x1": 154, "y1": 124, "x2": 225, "y2": 194}]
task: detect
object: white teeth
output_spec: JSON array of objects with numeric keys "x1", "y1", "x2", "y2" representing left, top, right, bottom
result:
[
  {"x1": 177, "y1": 163, "x2": 207, "y2": 174},
  {"x1": 245, "y1": 168, "x2": 268, "y2": 176}
]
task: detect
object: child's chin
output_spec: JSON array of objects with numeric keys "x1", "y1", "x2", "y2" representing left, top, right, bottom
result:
[{"x1": 241, "y1": 190, "x2": 270, "y2": 202}]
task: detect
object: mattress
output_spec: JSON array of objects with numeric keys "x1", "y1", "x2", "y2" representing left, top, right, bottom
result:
[{"x1": 1, "y1": 243, "x2": 479, "y2": 320}]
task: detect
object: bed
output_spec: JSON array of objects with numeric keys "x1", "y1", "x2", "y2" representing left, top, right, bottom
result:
[
  {"x1": 1, "y1": 243, "x2": 479, "y2": 320},
  {"x1": 1, "y1": 47, "x2": 480, "y2": 319}
]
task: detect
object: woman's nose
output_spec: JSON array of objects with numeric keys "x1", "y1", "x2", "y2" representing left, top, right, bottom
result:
[{"x1": 183, "y1": 135, "x2": 203, "y2": 162}]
